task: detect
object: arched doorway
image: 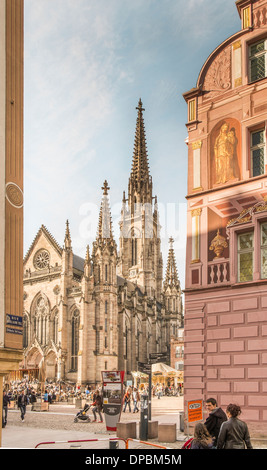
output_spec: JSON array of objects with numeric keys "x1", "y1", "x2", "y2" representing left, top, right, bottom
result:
[
  {"x1": 25, "y1": 346, "x2": 43, "y2": 370},
  {"x1": 25, "y1": 346, "x2": 58, "y2": 381}
]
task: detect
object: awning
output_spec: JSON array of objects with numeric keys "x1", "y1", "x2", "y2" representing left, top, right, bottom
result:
[
  {"x1": 152, "y1": 363, "x2": 183, "y2": 381},
  {"x1": 131, "y1": 370, "x2": 149, "y2": 378},
  {"x1": 132, "y1": 362, "x2": 183, "y2": 381}
]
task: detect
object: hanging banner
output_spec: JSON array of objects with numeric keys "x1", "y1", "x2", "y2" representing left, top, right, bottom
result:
[{"x1": 101, "y1": 371, "x2": 124, "y2": 431}]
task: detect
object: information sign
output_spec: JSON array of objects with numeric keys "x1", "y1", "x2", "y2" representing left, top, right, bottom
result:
[
  {"x1": 187, "y1": 399, "x2": 203, "y2": 423},
  {"x1": 5, "y1": 314, "x2": 23, "y2": 338},
  {"x1": 138, "y1": 362, "x2": 151, "y2": 374},
  {"x1": 102, "y1": 371, "x2": 124, "y2": 431}
]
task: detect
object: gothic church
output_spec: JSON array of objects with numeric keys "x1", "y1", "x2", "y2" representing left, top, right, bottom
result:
[{"x1": 23, "y1": 100, "x2": 183, "y2": 385}]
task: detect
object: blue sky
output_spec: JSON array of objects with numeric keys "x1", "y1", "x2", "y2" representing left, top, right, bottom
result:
[{"x1": 24, "y1": 0, "x2": 241, "y2": 289}]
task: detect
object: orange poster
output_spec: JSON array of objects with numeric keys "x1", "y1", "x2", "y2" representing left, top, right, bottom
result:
[{"x1": 187, "y1": 399, "x2": 203, "y2": 423}]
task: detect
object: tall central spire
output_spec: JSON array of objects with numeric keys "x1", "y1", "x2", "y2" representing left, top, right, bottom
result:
[
  {"x1": 118, "y1": 99, "x2": 163, "y2": 300},
  {"x1": 131, "y1": 99, "x2": 150, "y2": 183},
  {"x1": 128, "y1": 99, "x2": 152, "y2": 206}
]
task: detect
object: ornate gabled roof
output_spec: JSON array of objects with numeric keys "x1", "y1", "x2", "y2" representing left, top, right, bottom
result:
[
  {"x1": 163, "y1": 237, "x2": 180, "y2": 290},
  {"x1": 23, "y1": 224, "x2": 63, "y2": 264},
  {"x1": 24, "y1": 223, "x2": 86, "y2": 272}
]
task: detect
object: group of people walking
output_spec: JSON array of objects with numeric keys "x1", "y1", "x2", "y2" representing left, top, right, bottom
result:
[
  {"x1": 2, "y1": 389, "x2": 29, "y2": 426},
  {"x1": 122, "y1": 387, "x2": 141, "y2": 413},
  {"x1": 186, "y1": 398, "x2": 253, "y2": 450}
]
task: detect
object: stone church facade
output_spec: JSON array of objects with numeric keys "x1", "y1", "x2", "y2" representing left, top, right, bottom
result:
[{"x1": 23, "y1": 100, "x2": 183, "y2": 385}]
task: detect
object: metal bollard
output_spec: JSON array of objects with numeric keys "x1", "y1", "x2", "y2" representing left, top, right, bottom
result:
[
  {"x1": 139, "y1": 393, "x2": 148, "y2": 440},
  {"x1": 179, "y1": 411, "x2": 184, "y2": 432}
]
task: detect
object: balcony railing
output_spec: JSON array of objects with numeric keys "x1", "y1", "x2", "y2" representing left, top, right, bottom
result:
[
  {"x1": 24, "y1": 265, "x2": 61, "y2": 279},
  {"x1": 208, "y1": 259, "x2": 230, "y2": 285}
]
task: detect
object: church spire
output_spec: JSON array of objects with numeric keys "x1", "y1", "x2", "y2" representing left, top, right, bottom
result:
[
  {"x1": 131, "y1": 99, "x2": 150, "y2": 182},
  {"x1": 164, "y1": 237, "x2": 179, "y2": 289},
  {"x1": 64, "y1": 219, "x2": 72, "y2": 250},
  {"x1": 163, "y1": 236, "x2": 183, "y2": 327},
  {"x1": 85, "y1": 244, "x2": 90, "y2": 264},
  {"x1": 84, "y1": 244, "x2": 91, "y2": 278},
  {"x1": 97, "y1": 180, "x2": 113, "y2": 240},
  {"x1": 128, "y1": 99, "x2": 152, "y2": 206}
]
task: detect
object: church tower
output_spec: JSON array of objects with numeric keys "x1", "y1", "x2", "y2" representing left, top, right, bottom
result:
[
  {"x1": 163, "y1": 237, "x2": 183, "y2": 334},
  {"x1": 91, "y1": 181, "x2": 118, "y2": 383},
  {"x1": 118, "y1": 99, "x2": 163, "y2": 300}
]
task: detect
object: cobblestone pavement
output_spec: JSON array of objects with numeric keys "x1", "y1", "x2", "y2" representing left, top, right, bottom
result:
[{"x1": 2, "y1": 396, "x2": 267, "y2": 449}]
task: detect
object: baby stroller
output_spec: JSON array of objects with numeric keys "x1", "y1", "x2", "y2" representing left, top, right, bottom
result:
[{"x1": 74, "y1": 403, "x2": 91, "y2": 423}]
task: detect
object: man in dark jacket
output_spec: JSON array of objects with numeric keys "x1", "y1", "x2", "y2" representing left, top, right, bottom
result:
[
  {"x1": 17, "y1": 390, "x2": 28, "y2": 422},
  {"x1": 204, "y1": 398, "x2": 227, "y2": 445},
  {"x1": 2, "y1": 391, "x2": 10, "y2": 427}
]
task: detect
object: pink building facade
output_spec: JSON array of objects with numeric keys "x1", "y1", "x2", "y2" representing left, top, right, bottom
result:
[{"x1": 183, "y1": 0, "x2": 267, "y2": 423}]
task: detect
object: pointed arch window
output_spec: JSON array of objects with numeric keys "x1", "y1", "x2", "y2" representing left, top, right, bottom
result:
[
  {"x1": 105, "y1": 264, "x2": 108, "y2": 282},
  {"x1": 33, "y1": 294, "x2": 50, "y2": 345},
  {"x1": 124, "y1": 317, "x2": 131, "y2": 360},
  {"x1": 71, "y1": 309, "x2": 80, "y2": 371},
  {"x1": 135, "y1": 316, "x2": 142, "y2": 362},
  {"x1": 132, "y1": 238, "x2": 137, "y2": 266},
  {"x1": 52, "y1": 309, "x2": 59, "y2": 345}
]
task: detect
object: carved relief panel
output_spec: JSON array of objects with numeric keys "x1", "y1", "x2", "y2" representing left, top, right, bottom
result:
[{"x1": 202, "y1": 45, "x2": 232, "y2": 100}]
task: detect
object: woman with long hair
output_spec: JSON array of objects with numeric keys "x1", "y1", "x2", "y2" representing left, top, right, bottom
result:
[
  {"x1": 190, "y1": 422, "x2": 215, "y2": 449},
  {"x1": 217, "y1": 404, "x2": 253, "y2": 449}
]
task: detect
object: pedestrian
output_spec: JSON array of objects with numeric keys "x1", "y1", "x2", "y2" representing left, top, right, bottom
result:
[
  {"x1": 91, "y1": 390, "x2": 103, "y2": 423},
  {"x1": 17, "y1": 390, "x2": 28, "y2": 422},
  {"x1": 190, "y1": 422, "x2": 215, "y2": 449},
  {"x1": 132, "y1": 388, "x2": 140, "y2": 413},
  {"x1": 2, "y1": 391, "x2": 10, "y2": 428},
  {"x1": 217, "y1": 403, "x2": 253, "y2": 449},
  {"x1": 30, "y1": 390, "x2": 37, "y2": 404},
  {"x1": 204, "y1": 397, "x2": 227, "y2": 446},
  {"x1": 123, "y1": 390, "x2": 131, "y2": 412}
]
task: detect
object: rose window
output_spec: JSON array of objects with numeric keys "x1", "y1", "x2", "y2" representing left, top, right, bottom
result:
[{"x1": 34, "y1": 249, "x2": 50, "y2": 270}]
